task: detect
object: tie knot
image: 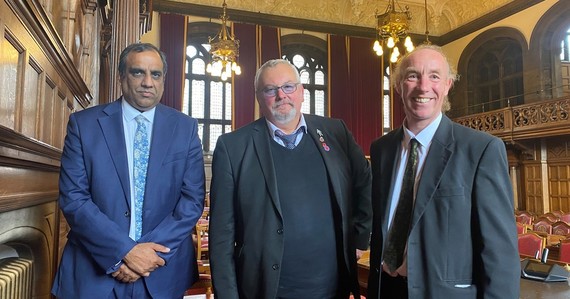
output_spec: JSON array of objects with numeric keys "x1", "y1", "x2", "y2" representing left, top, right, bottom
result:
[
  {"x1": 135, "y1": 115, "x2": 146, "y2": 124},
  {"x1": 275, "y1": 128, "x2": 302, "y2": 149},
  {"x1": 410, "y1": 138, "x2": 419, "y2": 151}
]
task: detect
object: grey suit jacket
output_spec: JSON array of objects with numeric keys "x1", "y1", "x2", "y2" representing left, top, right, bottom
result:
[
  {"x1": 209, "y1": 114, "x2": 372, "y2": 299},
  {"x1": 367, "y1": 115, "x2": 520, "y2": 299}
]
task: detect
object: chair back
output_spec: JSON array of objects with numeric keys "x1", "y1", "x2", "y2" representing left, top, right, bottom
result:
[
  {"x1": 195, "y1": 223, "x2": 209, "y2": 261},
  {"x1": 560, "y1": 213, "x2": 570, "y2": 224},
  {"x1": 559, "y1": 239, "x2": 570, "y2": 263},
  {"x1": 552, "y1": 221, "x2": 570, "y2": 236},
  {"x1": 533, "y1": 217, "x2": 554, "y2": 234},
  {"x1": 515, "y1": 211, "x2": 534, "y2": 225},
  {"x1": 518, "y1": 232, "x2": 546, "y2": 258}
]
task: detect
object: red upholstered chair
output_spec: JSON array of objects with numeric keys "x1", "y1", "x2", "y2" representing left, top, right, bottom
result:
[
  {"x1": 518, "y1": 232, "x2": 546, "y2": 258},
  {"x1": 560, "y1": 213, "x2": 570, "y2": 224},
  {"x1": 551, "y1": 210, "x2": 564, "y2": 218},
  {"x1": 533, "y1": 217, "x2": 554, "y2": 234},
  {"x1": 516, "y1": 222, "x2": 529, "y2": 234},
  {"x1": 541, "y1": 212, "x2": 560, "y2": 222},
  {"x1": 552, "y1": 221, "x2": 570, "y2": 236},
  {"x1": 559, "y1": 239, "x2": 570, "y2": 263},
  {"x1": 515, "y1": 211, "x2": 534, "y2": 225}
]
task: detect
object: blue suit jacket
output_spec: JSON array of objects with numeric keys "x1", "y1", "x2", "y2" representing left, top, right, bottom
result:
[{"x1": 52, "y1": 99, "x2": 205, "y2": 299}]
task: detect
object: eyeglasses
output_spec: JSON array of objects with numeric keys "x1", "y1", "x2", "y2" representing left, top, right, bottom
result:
[{"x1": 259, "y1": 83, "x2": 300, "y2": 97}]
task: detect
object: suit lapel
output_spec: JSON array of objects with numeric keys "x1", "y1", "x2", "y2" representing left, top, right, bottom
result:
[
  {"x1": 145, "y1": 104, "x2": 176, "y2": 206},
  {"x1": 411, "y1": 116, "x2": 454, "y2": 228},
  {"x1": 379, "y1": 129, "x2": 403, "y2": 233},
  {"x1": 251, "y1": 118, "x2": 283, "y2": 218},
  {"x1": 99, "y1": 100, "x2": 130, "y2": 205}
]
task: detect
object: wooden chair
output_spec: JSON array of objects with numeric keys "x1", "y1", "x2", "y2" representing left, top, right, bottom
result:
[
  {"x1": 533, "y1": 217, "x2": 554, "y2": 234},
  {"x1": 552, "y1": 221, "x2": 570, "y2": 236},
  {"x1": 551, "y1": 210, "x2": 565, "y2": 218},
  {"x1": 185, "y1": 261, "x2": 212, "y2": 299},
  {"x1": 559, "y1": 238, "x2": 570, "y2": 263},
  {"x1": 541, "y1": 212, "x2": 560, "y2": 222},
  {"x1": 518, "y1": 232, "x2": 546, "y2": 258},
  {"x1": 515, "y1": 210, "x2": 534, "y2": 225},
  {"x1": 195, "y1": 223, "x2": 209, "y2": 260},
  {"x1": 516, "y1": 222, "x2": 530, "y2": 234},
  {"x1": 560, "y1": 213, "x2": 570, "y2": 224}
]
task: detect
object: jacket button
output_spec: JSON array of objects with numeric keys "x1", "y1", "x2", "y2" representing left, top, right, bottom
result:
[
  {"x1": 124, "y1": 211, "x2": 130, "y2": 217},
  {"x1": 272, "y1": 264, "x2": 279, "y2": 270},
  {"x1": 277, "y1": 228, "x2": 283, "y2": 234}
]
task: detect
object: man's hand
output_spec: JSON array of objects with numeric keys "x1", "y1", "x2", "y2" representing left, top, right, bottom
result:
[
  {"x1": 112, "y1": 264, "x2": 141, "y2": 283},
  {"x1": 123, "y1": 242, "x2": 170, "y2": 277}
]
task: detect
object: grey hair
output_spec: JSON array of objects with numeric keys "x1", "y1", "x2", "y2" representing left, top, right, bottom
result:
[{"x1": 254, "y1": 59, "x2": 301, "y2": 92}]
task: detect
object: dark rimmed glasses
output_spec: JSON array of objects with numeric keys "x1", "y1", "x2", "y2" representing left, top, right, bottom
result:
[{"x1": 259, "y1": 83, "x2": 300, "y2": 97}]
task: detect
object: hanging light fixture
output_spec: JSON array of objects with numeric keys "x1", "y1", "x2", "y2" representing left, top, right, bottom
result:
[
  {"x1": 372, "y1": 0, "x2": 414, "y2": 63},
  {"x1": 206, "y1": 0, "x2": 241, "y2": 81},
  {"x1": 423, "y1": 0, "x2": 431, "y2": 44}
]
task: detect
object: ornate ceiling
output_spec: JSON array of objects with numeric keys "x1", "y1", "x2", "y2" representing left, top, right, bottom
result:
[{"x1": 161, "y1": 0, "x2": 517, "y2": 36}]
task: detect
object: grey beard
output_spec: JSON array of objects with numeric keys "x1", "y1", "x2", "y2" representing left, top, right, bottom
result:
[{"x1": 272, "y1": 106, "x2": 297, "y2": 125}]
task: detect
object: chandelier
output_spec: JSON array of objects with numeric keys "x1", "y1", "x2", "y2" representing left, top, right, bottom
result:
[
  {"x1": 372, "y1": 0, "x2": 414, "y2": 63},
  {"x1": 206, "y1": 0, "x2": 241, "y2": 81}
]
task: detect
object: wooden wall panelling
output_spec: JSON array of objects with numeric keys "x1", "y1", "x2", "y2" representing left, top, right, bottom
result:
[
  {"x1": 523, "y1": 162, "x2": 544, "y2": 214},
  {"x1": 548, "y1": 163, "x2": 570, "y2": 213}
]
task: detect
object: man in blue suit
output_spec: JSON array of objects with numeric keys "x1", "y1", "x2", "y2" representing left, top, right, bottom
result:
[{"x1": 52, "y1": 43, "x2": 205, "y2": 298}]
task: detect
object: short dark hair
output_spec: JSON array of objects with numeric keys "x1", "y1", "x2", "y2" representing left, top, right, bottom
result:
[{"x1": 118, "y1": 43, "x2": 168, "y2": 77}]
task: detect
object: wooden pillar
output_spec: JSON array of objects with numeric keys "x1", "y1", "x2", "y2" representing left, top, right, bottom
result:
[{"x1": 109, "y1": 0, "x2": 140, "y2": 100}]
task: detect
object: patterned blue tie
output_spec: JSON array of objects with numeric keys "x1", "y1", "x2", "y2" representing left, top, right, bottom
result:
[
  {"x1": 133, "y1": 115, "x2": 150, "y2": 240},
  {"x1": 275, "y1": 128, "x2": 302, "y2": 149}
]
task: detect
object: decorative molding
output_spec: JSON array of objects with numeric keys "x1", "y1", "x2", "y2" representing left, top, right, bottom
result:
[
  {"x1": 0, "y1": 126, "x2": 61, "y2": 171},
  {"x1": 7, "y1": 0, "x2": 92, "y2": 109},
  {"x1": 453, "y1": 96, "x2": 570, "y2": 141}
]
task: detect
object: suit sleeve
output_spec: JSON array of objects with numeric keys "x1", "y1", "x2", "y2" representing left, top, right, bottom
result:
[
  {"x1": 208, "y1": 136, "x2": 240, "y2": 299},
  {"x1": 341, "y1": 120, "x2": 372, "y2": 249},
  {"x1": 473, "y1": 137, "x2": 520, "y2": 298}
]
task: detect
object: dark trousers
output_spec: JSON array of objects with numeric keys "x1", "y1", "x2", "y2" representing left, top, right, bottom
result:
[{"x1": 380, "y1": 271, "x2": 408, "y2": 299}]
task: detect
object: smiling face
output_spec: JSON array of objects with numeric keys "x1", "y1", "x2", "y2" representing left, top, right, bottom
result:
[
  {"x1": 256, "y1": 62, "x2": 304, "y2": 132},
  {"x1": 395, "y1": 48, "x2": 453, "y2": 134},
  {"x1": 119, "y1": 50, "x2": 165, "y2": 112}
]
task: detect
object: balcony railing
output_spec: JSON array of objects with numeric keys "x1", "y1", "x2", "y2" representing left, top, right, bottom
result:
[{"x1": 453, "y1": 96, "x2": 570, "y2": 141}]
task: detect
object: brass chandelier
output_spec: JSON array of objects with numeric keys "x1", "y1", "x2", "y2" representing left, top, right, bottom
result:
[
  {"x1": 206, "y1": 0, "x2": 241, "y2": 81},
  {"x1": 372, "y1": 0, "x2": 414, "y2": 62}
]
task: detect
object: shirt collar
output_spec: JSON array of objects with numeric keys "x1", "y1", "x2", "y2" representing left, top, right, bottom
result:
[
  {"x1": 402, "y1": 113, "x2": 442, "y2": 148},
  {"x1": 122, "y1": 98, "x2": 156, "y2": 123},
  {"x1": 266, "y1": 114, "x2": 307, "y2": 138}
]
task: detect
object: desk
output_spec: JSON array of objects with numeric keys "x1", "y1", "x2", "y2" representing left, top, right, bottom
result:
[{"x1": 357, "y1": 256, "x2": 570, "y2": 299}]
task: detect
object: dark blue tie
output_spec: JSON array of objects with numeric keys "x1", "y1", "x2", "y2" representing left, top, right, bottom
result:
[
  {"x1": 275, "y1": 128, "x2": 302, "y2": 149},
  {"x1": 383, "y1": 138, "x2": 419, "y2": 273}
]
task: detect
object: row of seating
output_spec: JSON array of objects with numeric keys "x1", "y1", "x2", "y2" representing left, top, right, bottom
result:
[
  {"x1": 518, "y1": 232, "x2": 570, "y2": 263},
  {"x1": 516, "y1": 210, "x2": 570, "y2": 225}
]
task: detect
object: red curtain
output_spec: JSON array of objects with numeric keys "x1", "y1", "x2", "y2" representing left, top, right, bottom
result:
[
  {"x1": 329, "y1": 35, "x2": 382, "y2": 155},
  {"x1": 159, "y1": 13, "x2": 186, "y2": 111},
  {"x1": 233, "y1": 24, "x2": 281, "y2": 129}
]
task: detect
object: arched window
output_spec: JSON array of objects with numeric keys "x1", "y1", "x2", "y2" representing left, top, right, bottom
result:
[
  {"x1": 561, "y1": 28, "x2": 570, "y2": 62},
  {"x1": 282, "y1": 34, "x2": 327, "y2": 116},
  {"x1": 466, "y1": 38, "x2": 524, "y2": 114},
  {"x1": 183, "y1": 23, "x2": 232, "y2": 153}
]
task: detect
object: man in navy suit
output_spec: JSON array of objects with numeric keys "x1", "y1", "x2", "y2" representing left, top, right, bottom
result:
[
  {"x1": 52, "y1": 43, "x2": 205, "y2": 298},
  {"x1": 367, "y1": 45, "x2": 520, "y2": 298},
  {"x1": 209, "y1": 59, "x2": 372, "y2": 299}
]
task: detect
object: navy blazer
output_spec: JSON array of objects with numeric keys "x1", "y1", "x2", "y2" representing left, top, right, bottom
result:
[
  {"x1": 52, "y1": 99, "x2": 205, "y2": 299},
  {"x1": 367, "y1": 115, "x2": 520, "y2": 299},
  {"x1": 209, "y1": 114, "x2": 372, "y2": 299}
]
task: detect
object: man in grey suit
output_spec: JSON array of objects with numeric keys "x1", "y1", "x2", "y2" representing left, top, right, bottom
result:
[
  {"x1": 209, "y1": 59, "x2": 372, "y2": 299},
  {"x1": 367, "y1": 45, "x2": 520, "y2": 298}
]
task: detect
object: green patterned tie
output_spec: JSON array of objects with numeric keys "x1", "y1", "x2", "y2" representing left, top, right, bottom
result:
[{"x1": 384, "y1": 138, "x2": 419, "y2": 273}]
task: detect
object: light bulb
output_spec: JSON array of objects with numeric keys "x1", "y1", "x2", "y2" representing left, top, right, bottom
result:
[
  {"x1": 231, "y1": 62, "x2": 237, "y2": 71},
  {"x1": 373, "y1": 40, "x2": 381, "y2": 52},
  {"x1": 206, "y1": 63, "x2": 212, "y2": 73},
  {"x1": 387, "y1": 37, "x2": 395, "y2": 48},
  {"x1": 404, "y1": 36, "x2": 413, "y2": 48},
  {"x1": 225, "y1": 62, "x2": 231, "y2": 74},
  {"x1": 235, "y1": 65, "x2": 242, "y2": 75},
  {"x1": 221, "y1": 71, "x2": 228, "y2": 81}
]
